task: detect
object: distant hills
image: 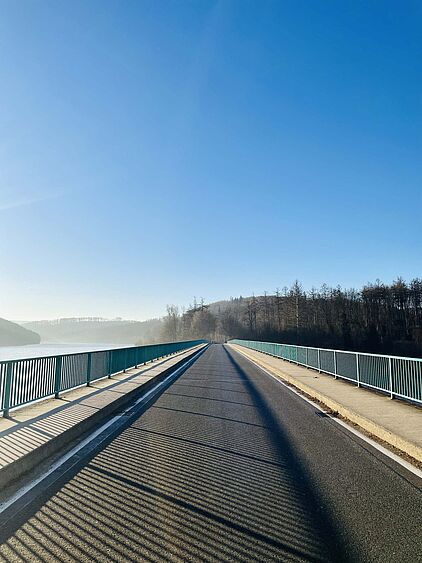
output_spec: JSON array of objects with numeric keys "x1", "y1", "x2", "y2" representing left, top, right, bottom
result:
[
  {"x1": 0, "y1": 318, "x2": 41, "y2": 346},
  {"x1": 21, "y1": 317, "x2": 164, "y2": 345},
  {"x1": 10, "y1": 276, "x2": 422, "y2": 358}
]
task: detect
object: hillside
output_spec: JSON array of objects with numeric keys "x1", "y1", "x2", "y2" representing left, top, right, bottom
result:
[
  {"x1": 0, "y1": 318, "x2": 41, "y2": 346},
  {"x1": 162, "y1": 279, "x2": 422, "y2": 357},
  {"x1": 22, "y1": 318, "x2": 163, "y2": 345}
]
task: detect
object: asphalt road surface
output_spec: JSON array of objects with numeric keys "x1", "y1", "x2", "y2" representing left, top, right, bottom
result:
[{"x1": 0, "y1": 344, "x2": 421, "y2": 562}]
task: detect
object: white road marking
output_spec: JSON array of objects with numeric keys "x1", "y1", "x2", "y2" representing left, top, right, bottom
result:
[
  {"x1": 231, "y1": 345, "x2": 422, "y2": 480},
  {"x1": 0, "y1": 346, "x2": 207, "y2": 514}
]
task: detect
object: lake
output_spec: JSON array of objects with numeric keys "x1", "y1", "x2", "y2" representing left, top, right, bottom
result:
[{"x1": 0, "y1": 343, "x2": 133, "y2": 361}]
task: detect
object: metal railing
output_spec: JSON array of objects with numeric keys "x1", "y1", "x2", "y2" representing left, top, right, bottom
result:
[
  {"x1": 229, "y1": 339, "x2": 422, "y2": 405},
  {"x1": 0, "y1": 340, "x2": 206, "y2": 417}
]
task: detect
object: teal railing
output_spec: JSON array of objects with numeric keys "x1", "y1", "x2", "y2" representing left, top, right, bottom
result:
[
  {"x1": 0, "y1": 340, "x2": 206, "y2": 417},
  {"x1": 229, "y1": 339, "x2": 422, "y2": 405}
]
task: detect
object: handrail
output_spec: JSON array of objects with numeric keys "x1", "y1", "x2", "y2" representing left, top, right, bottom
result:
[
  {"x1": 229, "y1": 339, "x2": 422, "y2": 405},
  {"x1": 0, "y1": 340, "x2": 206, "y2": 416},
  {"x1": 0, "y1": 340, "x2": 205, "y2": 365},
  {"x1": 230, "y1": 339, "x2": 422, "y2": 362}
]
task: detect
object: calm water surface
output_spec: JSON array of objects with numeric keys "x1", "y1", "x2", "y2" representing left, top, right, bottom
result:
[{"x1": 0, "y1": 343, "x2": 132, "y2": 361}]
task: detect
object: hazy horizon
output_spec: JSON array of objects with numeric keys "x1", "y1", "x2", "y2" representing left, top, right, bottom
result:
[
  {"x1": 6, "y1": 273, "x2": 421, "y2": 324},
  {"x1": 0, "y1": 2, "x2": 420, "y2": 321}
]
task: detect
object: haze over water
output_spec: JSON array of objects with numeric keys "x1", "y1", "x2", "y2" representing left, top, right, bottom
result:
[{"x1": 0, "y1": 343, "x2": 131, "y2": 361}]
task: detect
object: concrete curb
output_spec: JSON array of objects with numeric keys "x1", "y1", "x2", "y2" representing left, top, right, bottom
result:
[
  {"x1": 0, "y1": 345, "x2": 206, "y2": 490},
  {"x1": 229, "y1": 344, "x2": 422, "y2": 464}
]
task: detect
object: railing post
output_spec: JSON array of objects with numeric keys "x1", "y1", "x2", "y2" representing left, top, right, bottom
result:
[
  {"x1": 334, "y1": 351, "x2": 337, "y2": 379},
  {"x1": 3, "y1": 362, "x2": 13, "y2": 418},
  {"x1": 389, "y1": 357, "x2": 394, "y2": 399},
  {"x1": 318, "y1": 349, "x2": 321, "y2": 373},
  {"x1": 87, "y1": 353, "x2": 92, "y2": 386},
  {"x1": 356, "y1": 353, "x2": 360, "y2": 388},
  {"x1": 306, "y1": 347, "x2": 308, "y2": 366},
  {"x1": 108, "y1": 351, "x2": 112, "y2": 378},
  {"x1": 54, "y1": 356, "x2": 62, "y2": 399}
]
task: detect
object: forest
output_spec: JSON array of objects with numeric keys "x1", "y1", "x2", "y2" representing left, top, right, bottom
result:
[{"x1": 161, "y1": 278, "x2": 422, "y2": 358}]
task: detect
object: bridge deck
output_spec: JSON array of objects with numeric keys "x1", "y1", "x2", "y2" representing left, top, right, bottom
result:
[{"x1": 0, "y1": 344, "x2": 421, "y2": 562}]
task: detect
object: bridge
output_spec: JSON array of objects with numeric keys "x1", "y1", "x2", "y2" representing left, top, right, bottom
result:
[{"x1": 0, "y1": 340, "x2": 420, "y2": 562}]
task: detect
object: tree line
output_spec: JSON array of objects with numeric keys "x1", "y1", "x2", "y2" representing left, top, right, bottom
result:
[{"x1": 161, "y1": 279, "x2": 422, "y2": 357}]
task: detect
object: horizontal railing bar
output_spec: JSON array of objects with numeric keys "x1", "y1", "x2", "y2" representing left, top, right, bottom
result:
[
  {"x1": 0, "y1": 339, "x2": 203, "y2": 366},
  {"x1": 231, "y1": 340, "x2": 422, "y2": 363}
]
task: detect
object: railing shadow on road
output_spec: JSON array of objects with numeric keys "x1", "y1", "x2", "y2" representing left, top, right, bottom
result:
[{"x1": 0, "y1": 344, "x2": 357, "y2": 562}]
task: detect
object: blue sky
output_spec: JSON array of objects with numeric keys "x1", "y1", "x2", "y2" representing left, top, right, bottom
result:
[{"x1": 0, "y1": 1, "x2": 421, "y2": 320}]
